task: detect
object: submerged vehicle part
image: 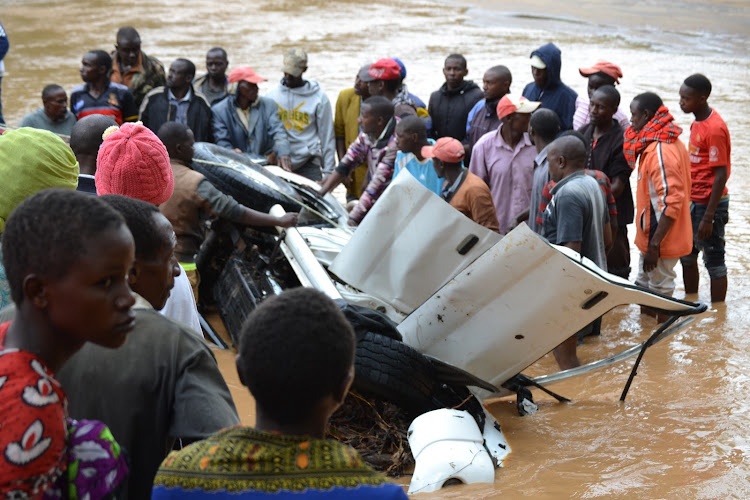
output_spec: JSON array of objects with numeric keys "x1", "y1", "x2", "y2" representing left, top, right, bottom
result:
[
  {"x1": 326, "y1": 173, "x2": 707, "y2": 400},
  {"x1": 198, "y1": 152, "x2": 705, "y2": 486},
  {"x1": 329, "y1": 173, "x2": 500, "y2": 315},
  {"x1": 407, "y1": 409, "x2": 496, "y2": 494},
  {"x1": 398, "y1": 223, "x2": 707, "y2": 396}
]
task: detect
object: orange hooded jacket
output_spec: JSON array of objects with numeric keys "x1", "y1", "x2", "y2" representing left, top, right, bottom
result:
[{"x1": 634, "y1": 139, "x2": 693, "y2": 259}]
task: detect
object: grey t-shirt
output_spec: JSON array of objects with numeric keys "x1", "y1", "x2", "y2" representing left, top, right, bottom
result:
[
  {"x1": 199, "y1": 80, "x2": 227, "y2": 105},
  {"x1": 528, "y1": 146, "x2": 550, "y2": 235},
  {"x1": 18, "y1": 107, "x2": 77, "y2": 137},
  {"x1": 542, "y1": 170, "x2": 608, "y2": 271},
  {"x1": 57, "y1": 309, "x2": 240, "y2": 499}
]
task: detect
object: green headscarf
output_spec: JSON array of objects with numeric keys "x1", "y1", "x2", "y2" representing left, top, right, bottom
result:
[{"x1": 0, "y1": 128, "x2": 79, "y2": 232}]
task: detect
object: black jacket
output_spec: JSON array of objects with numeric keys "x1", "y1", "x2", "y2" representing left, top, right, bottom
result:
[
  {"x1": 139, "y1": 87, "x2": 213, "y2": 142},
  {"x1": 428, "y1": 80, "x2": 484, "y2": 140}
]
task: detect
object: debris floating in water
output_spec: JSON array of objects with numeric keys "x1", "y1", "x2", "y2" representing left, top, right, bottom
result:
[{"x1": 328, "y1": 391, "x2": 414, "y2": 477}]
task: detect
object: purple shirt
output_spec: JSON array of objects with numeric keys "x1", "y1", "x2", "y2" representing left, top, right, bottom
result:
[{"x1": 469, "y1": 124, "x2": 537, "y2": 235}]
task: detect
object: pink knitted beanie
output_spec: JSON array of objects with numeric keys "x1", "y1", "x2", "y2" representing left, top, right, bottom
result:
[{"x1": 95, "y1": 122, "x2": 174, "y2": 205}]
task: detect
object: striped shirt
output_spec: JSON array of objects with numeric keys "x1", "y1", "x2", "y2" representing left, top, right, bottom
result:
[{"x1": 70, "y1": 81, "x2": 138, "y2": 125}]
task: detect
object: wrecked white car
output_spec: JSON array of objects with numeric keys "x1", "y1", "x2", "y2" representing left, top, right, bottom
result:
[{"x1": 191, "y1": 143, "x2": 706, "y2": 494}]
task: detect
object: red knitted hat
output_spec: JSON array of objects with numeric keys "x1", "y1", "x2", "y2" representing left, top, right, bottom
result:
[{"x1": 95, "y1": 122, "x2": 174, "y2": 205}]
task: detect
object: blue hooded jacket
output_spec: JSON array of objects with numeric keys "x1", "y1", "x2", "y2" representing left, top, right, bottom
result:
[{"x1": 522, "y1": 43, "x2": 577, "y2": 130}]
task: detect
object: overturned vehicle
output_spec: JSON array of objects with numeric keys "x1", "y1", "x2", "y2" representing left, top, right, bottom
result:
[{"x1": 191, "y1": 143, "x2": 707, "y2": 494}]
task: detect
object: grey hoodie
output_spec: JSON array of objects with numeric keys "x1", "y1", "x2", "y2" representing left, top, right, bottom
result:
[{"x1": 265, "y1": 79, "x2": 336, "y2": 171}]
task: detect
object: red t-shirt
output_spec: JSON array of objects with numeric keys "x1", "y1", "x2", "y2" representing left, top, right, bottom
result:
[
  {"x1": 0, "y1": 322, "x2": 69, "y2": 498},
  {"x1": 688, "y1": 109, "x2": 731, "y2": 204}
]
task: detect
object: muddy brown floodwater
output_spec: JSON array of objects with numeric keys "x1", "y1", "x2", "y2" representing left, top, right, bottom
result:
[{"x1": 2, "y1": 0, "x2": 749, "y2": 497}]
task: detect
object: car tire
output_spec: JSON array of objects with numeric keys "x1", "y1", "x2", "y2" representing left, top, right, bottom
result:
[
  {"x1": 354, "y1": 332, "x2": 444, "y2": 416},
  {"x1": 191, "y1": 142, "x2": 302, "y2": 213}
]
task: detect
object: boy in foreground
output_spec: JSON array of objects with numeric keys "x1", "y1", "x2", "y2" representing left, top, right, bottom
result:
[
  {"x1": 0, "y1": 189, "x2": 134, "y2": 497},
  {"x1": 57, "y1": 194, "x2": 240, "y2": 499},
  {"x1": 153, "y1": 288, "x2": 408, "y2": 499}
]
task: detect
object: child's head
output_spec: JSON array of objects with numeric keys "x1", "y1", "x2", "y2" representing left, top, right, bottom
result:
[
  {"x1": 236, "y1": 288, "x2": 355, "y2": 427},
  {"x1": 395, "y1": 115, "x2": 427, "y2": 155},
  {"x1": 2, "y1": 189, "x2": 136, "y2": 348},
  {"x1": 100, "y1": 194, "x2": 181, "y2": 310},
  {"x1": 96, "y1": 122, "x2": 174, "y2": 205},
  {"x1": 157, "y1": 121, "x2": 195, "y2": 165}
]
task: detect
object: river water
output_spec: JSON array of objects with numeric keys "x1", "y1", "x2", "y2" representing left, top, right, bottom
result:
[{"x1": 2, "y1": 0, "x2": 750, "y2": 497}]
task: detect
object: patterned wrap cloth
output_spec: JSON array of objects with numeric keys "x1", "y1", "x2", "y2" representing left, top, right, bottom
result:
[
  {"x1": 0, "y1": 323, "x2": 128, "y2": 499},
  {"x1": 0, "y1": 344, "x2": 68, "y2": 498},
  {"x1": 623, "y1": 105, "x2": 683, "y2": 170},
  {"x1": 43, "y1": 419, "x2": 129, "y2": 500},
  {"x1": 152, "y1": 426, "x2": 408, "y2": 499}
]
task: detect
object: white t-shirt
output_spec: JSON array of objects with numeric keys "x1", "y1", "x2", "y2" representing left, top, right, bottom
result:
[{"x1": 159, "y1": 265, "x2": 203, "y2": 340}]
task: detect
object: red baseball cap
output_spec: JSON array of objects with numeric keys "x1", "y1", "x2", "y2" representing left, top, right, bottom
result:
[
  {"x1": 496, "y1": 94, "x2": 541, "y2": 121},
  {"x1": 368, "y1": 58, "x2": 401, "y2": 81},
  {"x1": 421, "y1": 137, "x2": 465, "y2": 163},
  {"x1": 228, "y1": 66, "x2": 267, "y2": 84},
  {"x1": 579, "y1": 60, "x2": 623, "y2": 84}
]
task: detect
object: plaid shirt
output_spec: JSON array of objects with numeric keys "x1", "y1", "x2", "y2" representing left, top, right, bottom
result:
[{"x1": 536, "y1": 169, "x2": 617, "y2": 227}]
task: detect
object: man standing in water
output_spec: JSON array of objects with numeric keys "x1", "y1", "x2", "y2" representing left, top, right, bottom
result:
[
  {"x1": 469, "y1": 94, "x2": 539, "y2": 235},
  {"x1": 464, "y1": 65, "x2": 512, "y2": 161},
  {"x1": 572, "y1": 59, "x2": 629, "y2": 131},
  {"x1": 265, "y1": 47, "x2": 335, "y2": 181},
  {"x1": 428, "y1": 54, "x2": 484, "y2": 141},
  {"x1": 624, "y1": 92, "x2": 692, "y2": 302},
  {"x1": 110, "y1": 26, "x2": 166, "y2": 109},
  {"x1": 511, "y1": 107, "x2": 560, "y2": 234},
  {"x1": 679, "y1": 74, "x2": 731, "y2": 303},
  {"x1": 522, "y1": 42, "x2": 577, "y2": 131},
  {"x1": 579, "y1": 85, "x2": 633, "y2": 279},
  {"x1": 192, "y1": 47, "x2": 229, "y2": 104},
  {"x1": 543, "y1": 136, "x2": 609, "y2": 369}
]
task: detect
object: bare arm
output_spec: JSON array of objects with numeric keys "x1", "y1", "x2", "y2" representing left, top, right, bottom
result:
[
  {"x1": 610, "y1": 176, "x2": 626, "y2": 199},
  {"x1": 697, "y1": 166, "x2": 727, "y2": 240},
  {"x1": 603, "y1": 222, "x2": 613, "y2": 252},
  {"x1": 238, "y1": 206, "x2": 297, "y2": 228},
  {"x1": 319, "y1": 171, "x2": 346, "y2": 195},
  {"x1": 336, "y1": 137, "x2": 347, "y2": 163},
  {"x1": 561, "y1": 241, "x2": 583, "y2": 254},
  {"x1": 643, "y1": 214, "x2": 675, "y2": 272},
  {"x1": 510, "y1": 208, "x2": 530, "y2": 230}
]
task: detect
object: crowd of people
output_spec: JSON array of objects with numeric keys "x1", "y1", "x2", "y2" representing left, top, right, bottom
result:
[{"x1": 0, "y1": 22, "x2": 731, "y2": 499}]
